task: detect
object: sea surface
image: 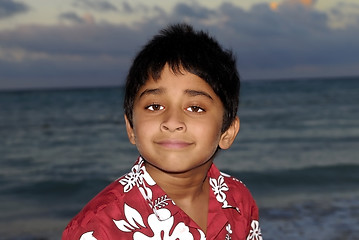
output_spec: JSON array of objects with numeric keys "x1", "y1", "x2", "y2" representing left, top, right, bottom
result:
[{"x1": 0, "y1": 77, "x2": 358, "y2": 239}]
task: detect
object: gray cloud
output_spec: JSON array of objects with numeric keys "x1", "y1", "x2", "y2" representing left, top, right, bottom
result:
[
  {"x1": 59, "y1": 12, "x2": 87, "y2": 24},
  {"x1": 208, "y1": 2, "x2": 359, "y2": 79},
  {"x1": 0, "y1": 0, "x2": 28, "y2": 19},
  {"x1": 173, "y1": 3, "x2": 215, "y2": 19},
  {"x1": 0, "y1": 23, "x2": 145, "y2": 56},
  {"x1": 0, "y1": 22, "x2": 154, "y2": 89},
  {"x1": 0, "y1": 1, "x2": 358, "y2": 90},
  {"x1": 73, "y1": 0, "x2": 118, "y2": 12},
  {"x1": 336, "y1": 1, "x2": 359, "y2": 9},
  {"x1": 119, "y1": 2, "x2": 152, "y2": 16},
  {"x1": 122, "y1": 2, "x2": 133, "y2": 13}
]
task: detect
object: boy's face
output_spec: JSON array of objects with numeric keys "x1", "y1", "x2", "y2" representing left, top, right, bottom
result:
[{"x1": 125, "y1": 64, "x2": 239, "y2": 174}]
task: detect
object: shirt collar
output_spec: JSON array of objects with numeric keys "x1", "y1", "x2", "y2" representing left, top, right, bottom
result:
[
  {"x1": 207, "y1": 162, "x2": 242, "y2": 214},
  {"x1": 135, "y1": 157, "x2": 179, "y2": 221},
  {"x1": 134, "y1": 157, "x2": 240, "y2": 222}
]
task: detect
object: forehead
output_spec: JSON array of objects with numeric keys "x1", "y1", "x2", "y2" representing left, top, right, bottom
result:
[
  {"x1": 135, "y1": 72, "x2": 218, "y2": 104},
  {"x1": 136, "y1": 65, "x2": 218, "y2": 99}
]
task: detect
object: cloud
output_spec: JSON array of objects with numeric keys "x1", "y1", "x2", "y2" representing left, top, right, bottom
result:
[
  {"x1": 73, "y1": 0, "x2": 118, "y2": 12},
  {"x1": 0, "y1": 23, "x2": 147, "y2": 57},
  {"x1": 0, "y1": 0, "x2": 28, "y2": 19},
  {"x1": 0, "y1": 1, "x2": 359, "y2": 90},
  {"x1": 329, "y1": 1, "x2": 359, "y2": 28},
  {"x1": 122, "y1": 2, "x2": 133, "y2": 13},
  {"x1": 59, "y1": 12, "x2": 96, "y2": 24},
  {"x1": 173, "y1": 3, "x2": 215, "y2": 19},
  {"x1": 282, "y1": 0, "x2": 316, "y2": 8},
  {"x1": 118, "y1": 2, "x2": 154, "y2": 16},
  {"x1": 0, "y1": 22, "x2": 155, "y2": 89},
  {"x1": 269, "y1": 0, "x2": 318, "y2": 11},
  {"x1": 194, "y1": 2, "x2": 359, "y2": 79}
]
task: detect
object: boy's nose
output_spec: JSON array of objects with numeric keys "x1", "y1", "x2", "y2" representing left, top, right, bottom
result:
[{"x1": 160, "y1": 108, "x2": 186, "y2": 132}]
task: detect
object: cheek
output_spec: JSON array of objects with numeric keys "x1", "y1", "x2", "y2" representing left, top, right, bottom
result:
[
  {"x1": 133, "y1": 118, "x2": 156, "y2": 142},
  {"x1": 193, "y1": 121, "x2": 222, "y2": 144}
]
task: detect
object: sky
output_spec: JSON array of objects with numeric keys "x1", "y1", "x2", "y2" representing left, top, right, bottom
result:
[{"x1": 0, "y1": 0, "x2": 359, "y2": 90}]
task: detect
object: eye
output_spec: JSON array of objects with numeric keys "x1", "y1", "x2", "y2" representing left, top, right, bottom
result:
[
  {"x1": 146, "y1": 104, "x2": 164, "y2": 111},
  {"x1": 186, "y1": 106, "x2": 205, "y2": 113}
]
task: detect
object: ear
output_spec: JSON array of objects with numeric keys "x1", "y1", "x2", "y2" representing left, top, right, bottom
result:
[
  {"x1": 219, "y1": 117, "x2": 240, "y2": 150},
  {"x1": 124, "y1": 114, "x2": 136, "y2": 145}
]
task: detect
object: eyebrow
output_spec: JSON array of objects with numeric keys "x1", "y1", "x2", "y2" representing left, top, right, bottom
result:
[
  {"x1": 138, "y1": 88, "x2": 164, "y2": 99},
  {"x1": 184, "y1": 89, "x2": 213, "y2": 100},
  {"x1": 138, "y1": 88, "x2": 213, "y2": 100}
]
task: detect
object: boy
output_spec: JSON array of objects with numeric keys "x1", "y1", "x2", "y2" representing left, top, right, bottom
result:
[{"x1": 63, "y1": 23, "x2": 262, "y2": 240}]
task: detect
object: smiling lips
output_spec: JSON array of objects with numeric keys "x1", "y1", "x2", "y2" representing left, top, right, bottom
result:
[{"x1": 156, "y1": 139, "x2": 193, "y2": 149}]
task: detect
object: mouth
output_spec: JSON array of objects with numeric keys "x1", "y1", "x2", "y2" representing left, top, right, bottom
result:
[{"x1": 155, "y1": 139, "x2": 193, "y2": 149}]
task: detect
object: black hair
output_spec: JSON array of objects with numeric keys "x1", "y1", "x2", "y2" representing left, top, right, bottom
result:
[{"x1": 124, "y1": 23, "x2": 240, "y2": 132}]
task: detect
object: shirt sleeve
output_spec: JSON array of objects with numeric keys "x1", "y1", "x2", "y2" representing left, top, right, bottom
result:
[
  {"x1": 62, "y1": 185, "x2": 124, "y2": 240},
  {"x1": 62, "y1": 218, "x2": 93, "y2": 240},
  {"x1": 62, "y1": 206, "x2": 123, "y2": 240},
  {"x1": 245, "y1": 197, "x2": 263, "y2": 240},
  {"x1": 62, "y1": 211, "x2": 106, "y2": 240}
]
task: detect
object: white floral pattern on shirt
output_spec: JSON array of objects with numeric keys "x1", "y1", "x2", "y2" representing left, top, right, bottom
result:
[
  {"x1": 247, "y1": 220, "x2": 262, "y2": 240},
  {"x1": 209, "y1": 175, "x2": 233, "y2": 208},
  {"x1": 114, "y1": 204, "x2": 194, "y2": 240},
  {"x1": 119, "y1": 158, "x2": 157, "y2": 210},
  {"x1": 119, "y1": 158, "x2": 155, "y2": 191},
  {"x1": 113, "y1": 204, "x2": 146, "y2": 232},
  {"x1": 119, "y1": 161, "x2": 144, "y2": 192},
  {"x1": 225, "y1": 223, "x2": 232, "y2": 240},
  {"x1": 79, "y1": 231, "x2": 97, "y2": 240}
]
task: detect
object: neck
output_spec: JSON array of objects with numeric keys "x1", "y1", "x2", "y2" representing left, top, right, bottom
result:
[
  {"x1": 144, "y1": 159, "x2": 212, "y2": 233},
  {"x1": 144, "y1": 159, "x2": 213, "y2": 201}
]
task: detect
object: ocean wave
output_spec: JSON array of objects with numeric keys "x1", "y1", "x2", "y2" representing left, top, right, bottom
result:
[
  {"x1": 2, "y1": 164, "x2": 358, "y2": 199},
  {"x1": 224, "y1": 164, "x2": 359, "y2": 193},
  {"x1": 260, "y1": 193, "x2": 359, "y2": 240}
]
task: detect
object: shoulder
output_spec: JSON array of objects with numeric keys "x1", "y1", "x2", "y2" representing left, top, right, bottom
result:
[
  {"x1": 212, "y1": 171, "x2": 255, "y2": 200},
  {"x1": 222, "y1": 171, "x2": 259, "y2": 217},
  {"x1": 62, "y1": 175, "x2": 131, "y2": 239},
  {"x1": 79, "y1": 176, "x2": 129, "y2": 217},
  {"x1": 63, "y1": 158, "x2": 154, "y2": 239},
  {"x1": 222, "y1": 171, "x2": 251, "y2": 193},
  {"x1": 208, "y1": 164, "x2": 254, "y2": 201},
  {"x1": 209, "y1": 167, "x2": 259, "y2": 217}
]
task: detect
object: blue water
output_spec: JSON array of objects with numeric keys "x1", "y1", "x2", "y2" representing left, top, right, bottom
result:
[{"x1": 0, "y1": 77, "x2": 359, "y2": 239}]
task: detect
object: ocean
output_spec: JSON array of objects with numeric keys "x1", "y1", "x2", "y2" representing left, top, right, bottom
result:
[{"x1": 0, "y1": 77, "x2": 358, "y2": 239}]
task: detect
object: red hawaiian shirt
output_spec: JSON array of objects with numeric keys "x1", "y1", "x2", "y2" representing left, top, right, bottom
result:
[{"x1": 62, "y1": 157, "x2": 262, "y2": 240}]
